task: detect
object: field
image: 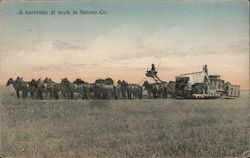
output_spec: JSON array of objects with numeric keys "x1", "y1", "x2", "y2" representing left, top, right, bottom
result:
[{"x1": 0, "y1": 86, "x2": 249, "y2": 158}]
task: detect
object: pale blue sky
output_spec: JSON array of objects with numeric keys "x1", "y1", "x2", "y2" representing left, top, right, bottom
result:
[{"x1": 2, "y1": 1, "x2": 247, "y2": 42}]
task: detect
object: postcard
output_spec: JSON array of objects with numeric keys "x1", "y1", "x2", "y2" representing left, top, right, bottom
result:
[{"x1": 0, "y1": 0, "x2": 249, "y2": 157}]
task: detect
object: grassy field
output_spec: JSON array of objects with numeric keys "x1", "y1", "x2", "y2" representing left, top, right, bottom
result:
[{"x1": 0, "y1": 86, "x2": 249, "y2": 158}]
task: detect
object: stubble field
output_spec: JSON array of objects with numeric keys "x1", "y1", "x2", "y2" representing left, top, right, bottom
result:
[{"x1": 0, "y1": 86, "x2": 249, "y2": 158}]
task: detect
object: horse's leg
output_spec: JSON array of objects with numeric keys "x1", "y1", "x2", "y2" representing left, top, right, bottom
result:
[
  {"x1": 68, "y1": 92, "x2": 71, "y2": 99},
  {"x1": 47, "y1": 88, "x2": 51, "y2": 98},
  {"x1": 39, "y1": 90, "x2": 43, "y2": 100},
  {"x1": 84, "y1": 91, "x2": 87, "y2": 99},
  {"x1": 162, "y1": 91, "x2": 165, "y2": 99},
  {"x1": 48, "y1": 89, "x2": 51, "y2": 99},
  {"x1": 22, "y1": 91, "x2": 26, "y2": 99},
  {"x1": 67, "y1": 92, "x2": 70, "y2": 99},
  {"x1": 45, "y1": 90, "x2": 48, "y2": 99},
  {"x1": 139, "y1": 93, "x2": 142, "y2": 99},
  {"x1": 62, "y1": 92, "x2": 66, "y2": 98},
  {"x1": 83, "y1": 92, "x2": 87, "y2": 99},
  {"x1": 128, "y1": 91, "x2": 132, "y2": 99},
  {"x1": 49, "y1": 89, "x2": 52, "y2": 98},
  {"x1": 94, "y1": 92, "x2": 98, "y2": 99},
  {"x1": 24, "y1": 91, "x2": 26, "y2": 98},
  {"x1": 122, "y1": 91, "x2": 126, "y2": 98},
  {"x1": 133, "y1": 92, "x2": 137, "y2": 99},
  {"x1": 101, "y1": 92, "x2": 104, "y2": 99},
  {"x1": 52, "y1": 88, "x2": 54, "y2": 98},
  {"x1": 152, "y1": 91, "x2": 156, "y2": 98},
  {"x1": 49, "y1": 91, "x2": 52, "y2": 99},
  {"x1": 114, "y1": 91, "x2": 117, "y2": 99},
  {"x1": 104, "y1": 92, "x2": 108, "y2": 99},
  {"x1": 165, "y1": 91, "x2": 168, "y2": 99},
  {"x1": 54, "y1": 91, "x2": 59, "y2": 99},
  {"x1": 53, "y1": 89, "x2": 57, "y2": 99},
  {"x1": 35, "y1": 90, "x2": 39, "y2": 98},
  {"x1": 127, "y1": 92, "x2": 130, "y2": 99},
  {"x1": 16, "y1": 91, "x2": 19, "y2": 98}
]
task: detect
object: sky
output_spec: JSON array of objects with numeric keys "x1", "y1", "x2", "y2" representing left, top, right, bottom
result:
[{"x1": 0, "y1": 0, "x2": 249, "y2": 89}]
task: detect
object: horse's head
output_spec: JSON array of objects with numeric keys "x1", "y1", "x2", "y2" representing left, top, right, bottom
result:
[
  {"x1": 143, "y1": 80, "x2": 149, "y2": 87},
  {"x1": 48, "y1": 78, "x2": 53, "y2": 83},
  {"x1": 43, "y1": 77, "x2": 49, "y2": 83},
  {"x1": 6, "y1": 78, "x2": 13, "y2": 86},
  {"x1": 73, "y1": 79, "x2": 80, "y2": 84},
  {"x1": 37, "y1": 78, "x2": 42, "y2": 83},
  {"x1": 30, "y1": 79, "x2": 37, "y2": 86},
  {"x1": 117, "y1": 80, "x2": 121, "y2": 84},
  {"x1": 73, "y1": 79, "x2": 77, "y2": 84},
  {"x1": 16, "y1": 76, "x2": 23, "y2": 80},
  {"x1": 61, "y1": 78, "x2": 70, "y2": 84},
  {"x1": 78, "y1": 79, "x2": 86, "y2": 84}
]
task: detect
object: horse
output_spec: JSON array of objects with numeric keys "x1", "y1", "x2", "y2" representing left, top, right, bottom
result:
[
  {"x1": 27, "y1": 78, "x2": 58, "y2": 100},
  {"x1": 26, "y1": 79, "x2": 38, "y2": 98},
  {"x1": 43, "y1": 78, "x2": 59, "y2": 99},
  {"x1": 117, "y1": 80, "x2": 127, "y2": 98},
  {"x1": 93, "y1": 78, "x2": 115, "y2": 99},
  {"x1": 6, "y1": 77, "x2": 28, "y2": 98},
  {"x1": 60, "y1": 78, "x2": 90, "y2": 99},
  {"x1": 117, "y1": 80, "x2": 142, "y2": 99},
  {"x1": 127, "y1": 83, "x2": 143, "y2": 99},
  {"x1": 72, "y1": 78, "x2": 91, "y2": 99},
  {"x1": 60, "y1": 78, "x2": 73, "y2": 99},
  {"x1": 27, "y1": 78, "x2": 46, "y2": 100},
  {"x1": 143, "y1": 80, "x2": 168, "y2": 99}
]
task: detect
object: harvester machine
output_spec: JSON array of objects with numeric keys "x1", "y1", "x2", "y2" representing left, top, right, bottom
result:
[{"x1": 174, "y1": 65, "x2": 240, "y2": 99}]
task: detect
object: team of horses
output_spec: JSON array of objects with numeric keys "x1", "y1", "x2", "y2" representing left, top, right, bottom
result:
[{"x1": 6, "y1": 77, "x2": 176, "y2": 100}]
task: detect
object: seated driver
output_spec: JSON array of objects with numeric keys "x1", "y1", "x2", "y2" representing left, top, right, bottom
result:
[{"x1": 150, "y1": 64, "x2": 157, "y2": 76}]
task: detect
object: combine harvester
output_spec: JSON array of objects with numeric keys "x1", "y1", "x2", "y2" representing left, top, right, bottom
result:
[{"x1": 174, "y1": 65, "x2": 240, "y2": 99}]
